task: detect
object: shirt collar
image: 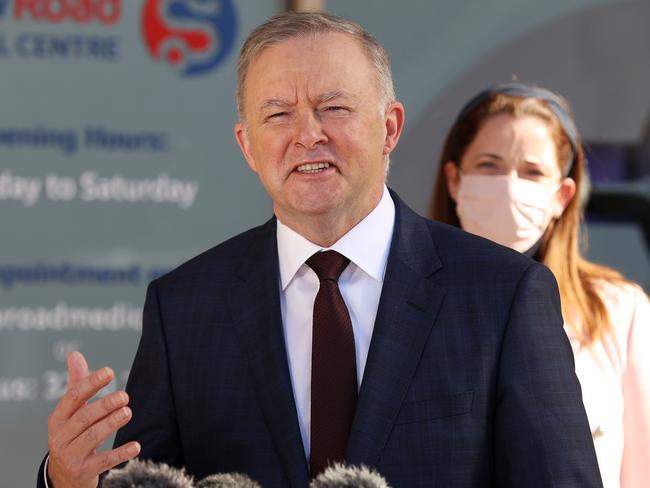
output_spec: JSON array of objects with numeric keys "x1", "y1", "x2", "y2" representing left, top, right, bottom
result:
[{"x1": 277, "y1": 185, "x2": 395, "y2": 290}]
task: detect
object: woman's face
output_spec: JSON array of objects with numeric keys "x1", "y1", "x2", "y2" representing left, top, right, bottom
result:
[{"x1": 445, "y1": 113, "x2": 575, "y2": 211}]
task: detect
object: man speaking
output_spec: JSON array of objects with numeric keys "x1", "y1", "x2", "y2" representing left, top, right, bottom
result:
[{"x1": 39, "y1": 11, "x2": 603, "y2": 488}]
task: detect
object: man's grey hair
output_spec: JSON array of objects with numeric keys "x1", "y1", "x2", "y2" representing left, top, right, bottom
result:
[{"x1": 236, "y1": 11, "x2": 396, "y2": 119}]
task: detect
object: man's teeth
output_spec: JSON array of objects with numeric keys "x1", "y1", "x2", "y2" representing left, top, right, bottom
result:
[{"x1": 296, "y1": 162, "x2": 331, "y2": 173}]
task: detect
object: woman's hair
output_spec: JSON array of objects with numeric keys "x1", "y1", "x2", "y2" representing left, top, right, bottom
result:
[{"x1": 430, "y1": 85, "x2": 626, "y2": 345}]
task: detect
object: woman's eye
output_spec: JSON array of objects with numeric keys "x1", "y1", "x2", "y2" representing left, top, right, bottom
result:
[
  {"x1": 476, "y1": 161, "x2": 498, "y2": 169},
  {"x1": 525, "y1": 168, "x2": 547, "y2": 177}
]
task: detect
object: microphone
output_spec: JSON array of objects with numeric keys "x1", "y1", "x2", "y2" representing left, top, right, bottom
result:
[
  {"x1": 195, "y1": 472, "x2": 261, "y2": 488},
  {"x1": 310, "y1": 463, "x2": 392, "y2": 488},
  {"x1": 104, "y1": 458, "x2": 387, "y2": 487},
  {"x1": 103, "y1": 459, "x2": 195, "y2": 488},
  {"x1": 103, "y1": 458, "x2": 261, "y2": 488}
]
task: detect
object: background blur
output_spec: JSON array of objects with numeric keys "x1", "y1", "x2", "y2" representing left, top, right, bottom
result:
[{"x1": 1, "y1": 1, "x2": 647, "y2": 485}]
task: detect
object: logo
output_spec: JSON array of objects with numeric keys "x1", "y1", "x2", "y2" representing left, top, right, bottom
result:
[
  {"x1": 0, "y1": 1, "x2": 122, "y2": 62},
  {"x1": 2, "y1": 0, "x2": 122, "y2": 24},
  {"x1": 141, "y1": 0, "x2": 237, "y2": 76}
]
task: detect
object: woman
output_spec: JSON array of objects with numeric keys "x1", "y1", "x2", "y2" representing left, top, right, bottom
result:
[{"x1": 430, "y1": 82, "x2": 649, "y2": 488}]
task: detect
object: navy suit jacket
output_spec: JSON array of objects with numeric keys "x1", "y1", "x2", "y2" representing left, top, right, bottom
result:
[{"x1": 38, "y1": 192, "x2": 603, "y2": 487}]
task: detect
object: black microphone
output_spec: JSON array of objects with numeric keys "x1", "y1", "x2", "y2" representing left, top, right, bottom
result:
[
  {"x1": 103, "y1": 459, "x2": 195, "y2": 488},
  {"x1": 310, "y1": 463, "x2": 392, "y2": 488},
  {"x1": 195, "y1": 472, "x2": 261, "y2": 488}
]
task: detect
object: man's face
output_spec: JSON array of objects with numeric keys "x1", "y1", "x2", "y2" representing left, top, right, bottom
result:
[{"x1": 235, "y1": 32, "x2": 403, "y2": 234}]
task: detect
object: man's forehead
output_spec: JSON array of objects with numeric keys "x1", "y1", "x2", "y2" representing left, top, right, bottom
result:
[
  {"x1": 254, "y1": 30, "x2": 360, "y2": 55},
  {"x1": 246, "y1": 32, "x2": 368, "y2": 76},
  {"x1": 247, "y1": 35, "x2": 370, "y2": 84}
]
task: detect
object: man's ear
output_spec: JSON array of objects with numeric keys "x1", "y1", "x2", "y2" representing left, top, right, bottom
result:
[
  {"x1": 553, "y1": 177, "x2": 577, "y2": 217},
  {"x1": 382, "y1": 101, "x2": 405, "y2": 156},
  {"x1": 444, "y1": 161, "x2": 461, "y2": 202},
  {"x1": 234, "y1": 122, "x2": 257, "y2": 173}
]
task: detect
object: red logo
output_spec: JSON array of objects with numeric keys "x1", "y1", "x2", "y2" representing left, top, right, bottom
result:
[
  {"x1": 12, "y1": 0, "x2": 121, "y2": 25},
  {"x1": 141, "y1": 0, "x2": 237, "y2": 76}
]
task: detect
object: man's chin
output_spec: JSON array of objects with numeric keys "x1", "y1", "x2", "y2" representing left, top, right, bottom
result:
[{"x1": 288, "y1": 202, "x2": 340, "y2": 219}]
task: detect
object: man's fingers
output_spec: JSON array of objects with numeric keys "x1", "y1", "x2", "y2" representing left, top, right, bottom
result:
[
  {"x1": 80, "y1": 440, "x2": 141, "y2": 479},
  {"x1": 67, "y1": 351, "x2": 90, "y2": 385},
  {"x1": 67, "y1": 405, "x2": 134, "y2": 459},
  {"x1": 56, "y1": 405, "x2": 134, "y2": 472},
  {"x1": 51, "y1": 366, "x2": 114, "y2": 423},
  {"x1": 50, "y1": 441, "x2": 141, "y2": 484},
  {"x1": 54, "y1": 391, "x2": 129, "y2": 446}
]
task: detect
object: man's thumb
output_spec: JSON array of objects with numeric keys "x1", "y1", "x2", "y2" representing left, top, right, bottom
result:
[{"x1": 67, "y1": 351, "x2": 90, "y2": 385}]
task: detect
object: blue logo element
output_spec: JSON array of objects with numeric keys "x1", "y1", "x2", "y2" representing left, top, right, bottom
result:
[
  {"x1": 0, "y1": 0, "x2": 11, "y2": 17},
  {"x1": 142, "y1": 0, "x2": 237, "y2": 77}
]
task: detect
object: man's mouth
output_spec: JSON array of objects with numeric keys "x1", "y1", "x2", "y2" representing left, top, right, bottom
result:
[{"x1": 295, "y1": 162, "x2": 331, "y2": 174}]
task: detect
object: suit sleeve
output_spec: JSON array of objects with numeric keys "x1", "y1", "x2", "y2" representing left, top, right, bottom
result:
[
  {"x1": 621, "y1": 287, "x2": 650, "y2": 488},
  {"x1": 113, "y1": 280, "x2": 183, "y2": 467},
  {"x1": 494, "y1": 263, "x2": 603, "y2": 488}
]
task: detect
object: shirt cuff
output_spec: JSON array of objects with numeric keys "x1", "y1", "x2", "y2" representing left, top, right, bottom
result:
[{"x1": 43, "y1": 455, "x2": 51, "y2": 488}]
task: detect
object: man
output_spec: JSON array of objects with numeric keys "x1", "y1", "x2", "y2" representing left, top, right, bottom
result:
[{"x1": 39, "y1": 12, "x2": 603, "y2": 488}]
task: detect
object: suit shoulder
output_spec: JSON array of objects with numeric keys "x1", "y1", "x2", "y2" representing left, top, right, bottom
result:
[
  {"x1": 151, "y1": 219, "x2": 273, "y2": 288},
  {"x1": 424, "y1": 217, "x2": 533, "y2": 270}
]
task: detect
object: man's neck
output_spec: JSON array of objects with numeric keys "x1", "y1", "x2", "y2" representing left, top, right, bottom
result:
[{"x1": 275, "y1": 191, "x2": 384, "y2": 248}]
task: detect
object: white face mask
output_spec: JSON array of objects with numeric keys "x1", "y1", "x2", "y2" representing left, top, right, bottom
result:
[{"x1": 456, "y1": 173, "x2": 561, "y2": 253}]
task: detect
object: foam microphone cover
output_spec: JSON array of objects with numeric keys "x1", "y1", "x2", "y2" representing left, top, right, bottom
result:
[
  {"x1": 309, "y1": 463, "x2": 392, "y2": 488},
  {"x1": 103, "y1": 459, "x2": 195, "y2": 488},
  {"x1": 195, "y1": 472, "x2": 261, "y2": 488}
]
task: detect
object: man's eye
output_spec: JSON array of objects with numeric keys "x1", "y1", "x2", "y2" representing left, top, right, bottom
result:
[
  {"x1": 264, "y1": 112, "x2": 289, "y2": 122},
  {"x1": 323, "y1": 106, "x2": 348, "y2": 112}
]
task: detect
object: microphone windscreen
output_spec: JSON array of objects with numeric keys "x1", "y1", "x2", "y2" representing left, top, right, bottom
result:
[
  {"x1": 195, "y1": 472, "x2": 261, "y2": 488},
  {"x1": 103, "y1": 459, "x2": 195, "y2": 488},
  {"x1": 310, "y1": 463, "x2": 392, "y2": 488}
]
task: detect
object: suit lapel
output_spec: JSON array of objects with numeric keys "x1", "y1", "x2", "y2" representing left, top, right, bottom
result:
[
  {"x1": 347, "y1": 194, "x2": 446, "y2": 467},
  {"x1": 227, "y1": 218, "x2": 310, "y2": 487}
]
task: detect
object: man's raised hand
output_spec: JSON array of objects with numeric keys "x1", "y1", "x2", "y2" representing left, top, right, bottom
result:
[{"x1": 46, "y1": 351, "x2": 140, "y2": 488}]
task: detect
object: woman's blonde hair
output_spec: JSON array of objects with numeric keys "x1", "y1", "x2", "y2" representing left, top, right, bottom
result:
[{"x1": 430, "y1": 88, "x2": 627, "y2": 345}]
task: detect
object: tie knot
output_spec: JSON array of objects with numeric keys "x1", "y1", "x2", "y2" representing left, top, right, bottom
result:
[{"x1": 306, "y1": 250, "x2": 350, "y2": 282}]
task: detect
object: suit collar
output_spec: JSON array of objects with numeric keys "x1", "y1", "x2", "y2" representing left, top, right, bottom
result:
[
  {"x1": 347, "y1": 191, "x2": 446, "y2": 466},
  {"x1": 229, "y1": 218, "x2": 310, "y2": 487},
  {"x1": 385, "y1": 189, "x2": 441, "y2": 279}
]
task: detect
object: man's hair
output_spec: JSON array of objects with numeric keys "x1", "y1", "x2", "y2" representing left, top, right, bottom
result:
[{"x1": 236, "y1": 11, "x2": 395, "y2": 118}]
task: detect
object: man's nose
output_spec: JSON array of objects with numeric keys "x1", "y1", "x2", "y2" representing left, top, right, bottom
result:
[{"x1": 293, "y1": 110, "x2": 328, "y2": 149}]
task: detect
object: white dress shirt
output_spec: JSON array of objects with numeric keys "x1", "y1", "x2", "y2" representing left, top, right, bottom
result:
[{"x1": 276, "y1": 185, "x2": 395, "y2": 459}]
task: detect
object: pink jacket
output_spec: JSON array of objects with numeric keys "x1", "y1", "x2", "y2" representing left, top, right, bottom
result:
[{"x1": 567, "y1": 281, "x2": 650, "y2": 488}]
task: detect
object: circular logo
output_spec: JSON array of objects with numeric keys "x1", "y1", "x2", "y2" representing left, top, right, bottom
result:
[{"x1": 141, "y1": 0, "x2": 237, "y2": 76}]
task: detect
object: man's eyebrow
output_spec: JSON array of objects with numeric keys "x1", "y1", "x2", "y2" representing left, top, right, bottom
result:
[
  {"x1": 259, "y1": 98, "x2": 293, "y2": 111},
  {"x1": 315, "y1": 91, "x2": 352, "y2": 103}
]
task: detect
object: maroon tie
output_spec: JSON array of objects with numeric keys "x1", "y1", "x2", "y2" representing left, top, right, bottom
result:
[{"x1": 306, "y1": 250, "x2": 357, "y2": 477}]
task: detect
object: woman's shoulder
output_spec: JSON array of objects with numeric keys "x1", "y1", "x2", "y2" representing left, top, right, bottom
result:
[
  {"x1": 592, "y1": 278, "x2": 648, "y2": 313},
  {"x1": 590, "y1": 278, "x2": 649, "y2": 345}
]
